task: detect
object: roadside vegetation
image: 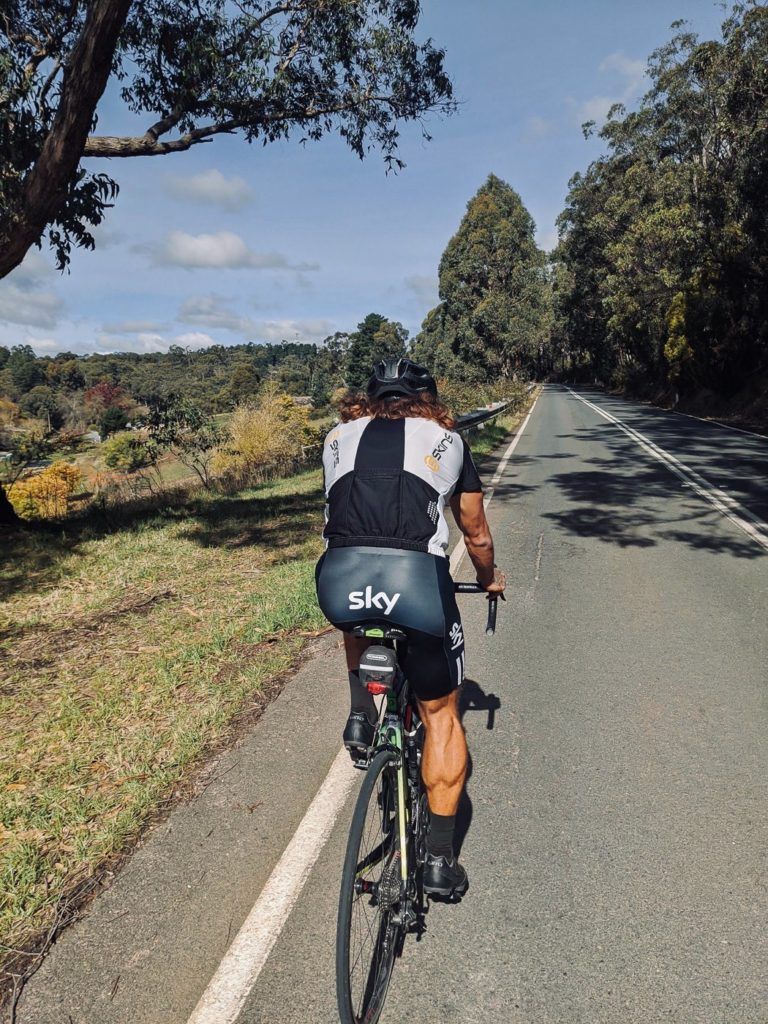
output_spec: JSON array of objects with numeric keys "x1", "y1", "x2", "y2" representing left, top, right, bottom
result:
[{"x1": 552, "y1": 3, "x2": 768, "y2": 425}]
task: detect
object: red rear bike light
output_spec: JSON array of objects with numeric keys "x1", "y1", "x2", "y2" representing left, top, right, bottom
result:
[{"x1": 366, "y1": 680, "x2": 389, "y2": 695}]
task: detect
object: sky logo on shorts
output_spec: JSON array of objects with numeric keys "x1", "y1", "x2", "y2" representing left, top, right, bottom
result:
[
  {"x1": 449, "y1": 621, "x2": 464, "y2": 650},
  {"x1": 348, "y1": 587, "x2": 401, "y2": 616}
]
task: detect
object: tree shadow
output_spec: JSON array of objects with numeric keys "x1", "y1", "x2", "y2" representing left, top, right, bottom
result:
[
  {"x1": 542, "y1": 416, "x2": 767, "y2": 559},
  {"x1": 453, "y1": 678, "x2": 502, "y2": 857},
  {"x1": 0, "y1": 474, "x2": 325, "y2": 603}
]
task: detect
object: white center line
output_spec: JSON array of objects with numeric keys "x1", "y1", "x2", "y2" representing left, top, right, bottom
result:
[
  {"x1": 188, "y1": 392, "x2": 540, "y2": 1024},
  {"x1": 566, "y1": 387, "x2": 768, "y2": 553}
]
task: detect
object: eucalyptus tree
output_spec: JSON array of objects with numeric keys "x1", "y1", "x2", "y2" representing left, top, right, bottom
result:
[
  {"x1": 415, "y1": 174, "x2": 550, "y2": 380},
  {"x1": 554, "y1": 2, "x2": 768, "y2": 395}
]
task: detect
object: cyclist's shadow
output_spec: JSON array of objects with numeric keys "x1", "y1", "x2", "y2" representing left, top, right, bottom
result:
[{"x1": 455, "y1": 678, "x2": 501, "y2": 856}]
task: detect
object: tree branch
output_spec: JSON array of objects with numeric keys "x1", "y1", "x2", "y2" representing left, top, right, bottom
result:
[{"x1": 83, "y1": 96, "x2": 396, "y2": 157}]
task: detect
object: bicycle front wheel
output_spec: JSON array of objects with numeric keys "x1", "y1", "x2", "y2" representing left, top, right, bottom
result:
[{"x1": 337, "y1": 750, "x2": 403, "y2": 1024}]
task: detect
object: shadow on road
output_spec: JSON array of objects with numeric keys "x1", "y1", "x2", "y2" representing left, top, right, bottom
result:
[
  {"x1": 454, "y1": 679, "x2": 502, "y2": 856},
  {"x1": 543, "y1": 399, "x2": 767, "y2": 559}
]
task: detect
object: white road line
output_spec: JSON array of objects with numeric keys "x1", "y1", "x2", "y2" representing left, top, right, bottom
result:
[
  {"x1": 649, "y1": 403, "x2": 767, "y2": 441},
  {"x1": 189, "y1": 392, "x2": 541, "y2": 1024},
  {"x1": 187, "y1": 748, "x2": 358, "y2": 1024},
  {"x1": 451, "y1": 390, "x2": 540, "y2": 575},
  {"x1": 566, "y1": 387, "x2": 768, "y2": 553}
]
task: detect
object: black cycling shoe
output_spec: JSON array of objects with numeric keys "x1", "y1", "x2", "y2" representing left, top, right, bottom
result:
[
  {"x1": 343, "y1": 712, "x2": 375, "y2": 761},
  {"x1": 422, "y1": 853, "x2": 469, "y2": 897}
]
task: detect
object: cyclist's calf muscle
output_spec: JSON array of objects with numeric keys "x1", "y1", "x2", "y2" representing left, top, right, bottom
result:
[{"x1": 418, "y1": 692, "x2": 468, "y2": 817}]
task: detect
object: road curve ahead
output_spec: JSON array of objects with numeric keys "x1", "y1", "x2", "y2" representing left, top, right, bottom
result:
[{"x1": 17, "y1": 385, "x2": 768, "y2": 1024}]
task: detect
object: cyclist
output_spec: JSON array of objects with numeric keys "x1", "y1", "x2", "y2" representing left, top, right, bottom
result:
[{"x1": 315, "y1": 358, "x2": 505, "y2": 896}]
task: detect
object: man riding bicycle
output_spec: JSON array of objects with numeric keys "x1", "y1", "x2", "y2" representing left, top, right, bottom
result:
[{"x1": 315, "y1": 358, "x2": 505, "y2": 896}]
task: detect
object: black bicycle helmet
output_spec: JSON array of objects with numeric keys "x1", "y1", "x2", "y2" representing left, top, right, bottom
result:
[{"x1": 366, "y1": 357, "x2": 438, "y2": 400}]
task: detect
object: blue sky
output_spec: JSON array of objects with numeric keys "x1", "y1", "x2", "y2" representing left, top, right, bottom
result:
[{"x1": 1, "y1": 0, "x2": 727, "y2": 357}]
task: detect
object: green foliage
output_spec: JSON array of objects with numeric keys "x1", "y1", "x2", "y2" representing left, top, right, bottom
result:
[
  {"x1": 19, "y1": 386, "x2": 63, "y2": 429},
  {"x1": 346, "y1": 314, "x2": 408, "y2": 389},
  {"x1": 413, "y1": 175, "x2": 551, "y2": 381},
  {"x1": 143, "y1": 395, "x2": 224, "y2": 488},
  {"x1": 100, "y1": 406, "x2": 130, "y2": 437},
  {"x1": 102, "y1": 432, "x2": 156, "y2": 472},
  {"x1": 1, "y1": 0, "x2": 454, "y2": 273},
  {"x1": 554, "y1": 2, "x2": 768, "y2": 396},
  {"x1": 664, "y1": 292, "x2": 694, "y2": 386},
  {"x1": 8, "y1": 345, "x2": 44, "y2": 394}
]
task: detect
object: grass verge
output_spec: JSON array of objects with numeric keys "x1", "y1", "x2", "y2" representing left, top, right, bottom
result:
[{"x1": 0, "y1": 469, "x2": 327, "y2": 998}]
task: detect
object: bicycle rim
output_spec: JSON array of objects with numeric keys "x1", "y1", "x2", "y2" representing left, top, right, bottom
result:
[{"x1": 337, "y1": 750, "x2": 403, "y2": 1024}]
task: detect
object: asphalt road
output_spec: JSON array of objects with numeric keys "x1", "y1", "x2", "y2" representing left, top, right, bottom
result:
[{"x1": 17, "y1": 386, "x2": 768, "y2": 1024}]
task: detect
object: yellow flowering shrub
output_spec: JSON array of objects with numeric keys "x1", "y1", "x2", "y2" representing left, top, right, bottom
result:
[
  {"x1": 8, "y1": 462, "x2": 82, "y2": 519},
  {"x1": 214, "y1": 386, "x2": 311, "y2": 473}
]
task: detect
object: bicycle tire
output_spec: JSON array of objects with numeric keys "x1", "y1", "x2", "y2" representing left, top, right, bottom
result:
[{"x1": 337, "y1": 750, "x2": 403, "y2": 1024}]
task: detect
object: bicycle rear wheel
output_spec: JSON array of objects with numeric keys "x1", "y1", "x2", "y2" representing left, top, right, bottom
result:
[{"x1": 337, "y1": 750, "x2": 403, "y2": 1024}]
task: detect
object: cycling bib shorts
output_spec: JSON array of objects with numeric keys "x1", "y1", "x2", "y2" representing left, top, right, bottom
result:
[{"x1": 316, "y1": 546, "x2": 466, "y2": 702}]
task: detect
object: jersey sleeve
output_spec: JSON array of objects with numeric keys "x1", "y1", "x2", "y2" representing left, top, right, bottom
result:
[{"x1": 454, "y1": 438, "x2": 483, "y2": 494}]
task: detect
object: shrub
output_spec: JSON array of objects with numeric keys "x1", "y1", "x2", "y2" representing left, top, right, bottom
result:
[
  {"x1": 100, "y1": 406, "x2": 129, "y2": 437},
  {"x1": 8, "y1": 462, "x2": 81, "y2": 519},
  {"x1": 0, "y1": 396, "x2": 20, "y2": 428},
  {"x1": 102, "y1": 431, "x2": 156, "y2": 472},
  {"x1": 216, "y1": 385, "x2": 312, "y2": 475}
]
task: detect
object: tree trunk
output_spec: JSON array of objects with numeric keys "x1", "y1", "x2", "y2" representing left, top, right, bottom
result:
[
  {"x1": 0, "y1": 0, "x2": 133, "y2": 279},
  {"x1": 0, "y1": 483, "x2": 20, "y2": 526}
]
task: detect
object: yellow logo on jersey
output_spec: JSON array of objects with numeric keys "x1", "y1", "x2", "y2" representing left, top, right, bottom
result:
[{"x1": 424, "y1": 454, "x2": 440, "y2": 472}]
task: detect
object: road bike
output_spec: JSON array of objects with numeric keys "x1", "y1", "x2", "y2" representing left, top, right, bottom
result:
[{"x1": 336, "y1": 583, "x2": 499, "y2": 1024}]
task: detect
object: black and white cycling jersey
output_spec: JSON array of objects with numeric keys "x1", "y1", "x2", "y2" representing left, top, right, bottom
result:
[{"x1": 321, "y1": 415, "x2": 482, "y2": 557}]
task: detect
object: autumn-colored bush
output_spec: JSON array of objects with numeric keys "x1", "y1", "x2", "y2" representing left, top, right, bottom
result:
[
  {"x1": 215, "y1": 385, "x2": 312, "y2": 475},
  {"x1": 0, "y1": 396, "x2": 20, "y2": 428},
  {"x1": 8, "y1": 462, "x2": 82, "y2": 519}
]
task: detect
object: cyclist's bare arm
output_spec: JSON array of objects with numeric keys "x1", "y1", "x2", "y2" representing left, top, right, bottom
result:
[{"x1": 450, "y1": 492, "x2": 506, "y2": 593}]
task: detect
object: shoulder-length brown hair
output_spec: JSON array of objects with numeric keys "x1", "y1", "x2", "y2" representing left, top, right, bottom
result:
[{"x1": 337, "y1": 392, "x2": 456, "y2": 430}]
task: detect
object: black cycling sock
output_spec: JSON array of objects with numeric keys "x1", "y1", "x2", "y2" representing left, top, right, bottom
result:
[
  {"x1": 427, "y1": 812, "x2": 455, "y2": 859},
  {"x1": 349, "y1": 669, "x2": 377, "y2": 724}
]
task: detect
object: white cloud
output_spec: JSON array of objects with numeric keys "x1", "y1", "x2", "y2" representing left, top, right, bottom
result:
[
  {"x1": 404, "y1": 274, "x2": 439, "y2": 306},
  {"x1": 599, "y1": 52, "x2": 646, "y2": 93},
  {"x1": 25, "y1": 336, "x2": 61, "y2": 353},
  {"x1": 102, "y1": 319, "x2": 165, "y2": 335},
  {"x1": 177, "y1": 294, "x2": 257, "y2": 335},
  {"x1": 576, "y1": 50, "x2": 647, "y2": 125},
  {"x1": 165, "y1": 169, "x2": 254, "y2": 210},
  {"x1": 154, "y1": 230, "x2": 319, "y2": 271},
  {"x1": 251, "y1": 318, "x2": 336, "y2": 344},
  {"x1": 175, "y1": 331, "x2": 216, "y2": 349},
  {"x1": 0, "y1": 282, "x2": 64, "y2": 330},
  {"x1": 536, "y1": 227, "x2": 559, "y2": 252},
  {"x1": 91, "y1": 330, "x2": 216, "y2": 354},
  {"x1": 0, "y1": 251, "x2": 65, "y2": 329}
]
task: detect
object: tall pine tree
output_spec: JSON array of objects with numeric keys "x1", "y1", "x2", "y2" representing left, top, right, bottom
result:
[{"x1": 414, "y1": 174, "x2": 550, "y2": 380}]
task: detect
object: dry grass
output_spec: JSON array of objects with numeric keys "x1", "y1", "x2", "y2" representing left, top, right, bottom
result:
[{"x1": 0, "y1": 469, "x2": 327, "y2": 988}]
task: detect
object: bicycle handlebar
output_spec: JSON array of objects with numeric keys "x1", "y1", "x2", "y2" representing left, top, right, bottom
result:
[{"x1": 454, "y1": 581, "x2": 503, "y2": 636}]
